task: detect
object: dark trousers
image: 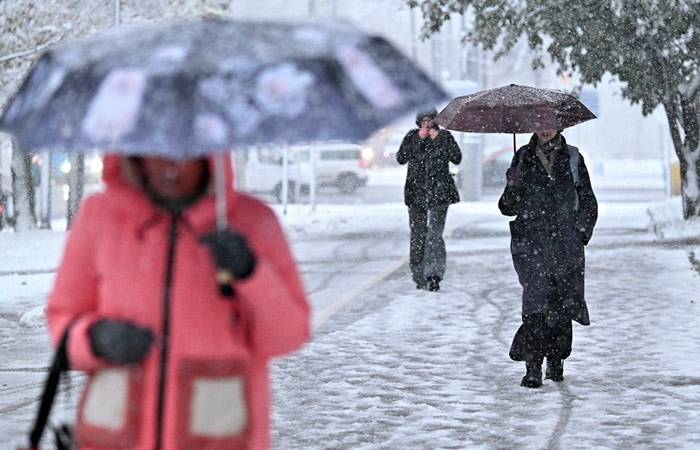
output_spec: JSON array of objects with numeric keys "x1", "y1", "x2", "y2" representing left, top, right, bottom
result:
[
  {"x1": 408, "y1": 205, "x2": 448, "y2": 284},
  {"x1": 510, "y1": 312, "x2": 573, "y2": 363}
]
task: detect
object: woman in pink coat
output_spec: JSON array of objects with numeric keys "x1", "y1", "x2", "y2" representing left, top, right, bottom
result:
[{"x1": 46, "y1": 154, "x2": 310, "y2": 449}]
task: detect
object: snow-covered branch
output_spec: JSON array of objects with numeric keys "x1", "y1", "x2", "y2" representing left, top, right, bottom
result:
[
  {"x1": 0, "y1": 35, "x2": 64, "y2": 64},
  {"x1": 679, "y1": 72, "x2": 700, "y2": 101}
]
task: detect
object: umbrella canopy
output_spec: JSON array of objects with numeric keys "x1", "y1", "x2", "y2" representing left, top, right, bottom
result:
[
  {"x1": 435, "y1": 83, "x2": 596, "y2": 134},
  {"x1": 0, "y1": 16, "x2": 446, "y2": 157}
]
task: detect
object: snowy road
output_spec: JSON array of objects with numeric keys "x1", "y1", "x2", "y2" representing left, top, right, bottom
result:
[{"x1": 1, "y1": 201, "x2": 699, "y2": 449}]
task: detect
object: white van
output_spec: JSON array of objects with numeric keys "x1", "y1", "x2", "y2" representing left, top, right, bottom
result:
[
  {"x1": 240, "y1": 142, "x2": 369, "y2": 202},
  {"x1": 292, "y1": 142, "x2": 369, "y2": 194},
  {"x1": 239, "y1": 145, "x2": 309, "y2": 202}
]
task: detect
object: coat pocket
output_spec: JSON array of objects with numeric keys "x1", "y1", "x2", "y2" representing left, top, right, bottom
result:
[
  {"x1": 75, "y1": 367, "x2": 143, "y2": 448},
  {"x1": 176, "y1": 358, "x2": 251, "y2": 450},
  {"x1": 509, "y1": 220, "x2": 532, "y2": 255}
]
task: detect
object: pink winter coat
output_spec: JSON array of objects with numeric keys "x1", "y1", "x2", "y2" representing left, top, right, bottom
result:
[{"x1": 47, "y1": 155, "x2": 310, "y2": 449}]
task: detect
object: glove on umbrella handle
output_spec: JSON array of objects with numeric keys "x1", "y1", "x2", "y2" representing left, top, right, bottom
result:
[
  {"x1": 217, "y1": 269, "x2": 235, "y2": 297},
  {"x1": 199, "y1": 229, "x2": 256, "y2": 298}
]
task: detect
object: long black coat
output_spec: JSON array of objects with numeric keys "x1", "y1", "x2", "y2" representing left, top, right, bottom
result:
[
  {"x1": 499, "y1": 134, "x2": 597, "y2": 325},
  {"x1": 396, "y1": 128, "x2": 462, "y2": 208}
]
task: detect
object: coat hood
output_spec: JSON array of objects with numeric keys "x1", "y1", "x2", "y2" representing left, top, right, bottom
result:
[
  {"x1": 101, "y1": 152, "x2": 238, "y2": 215},
  {"x1": 415, "y1": 106, "x2": 438, "y2": 126}
]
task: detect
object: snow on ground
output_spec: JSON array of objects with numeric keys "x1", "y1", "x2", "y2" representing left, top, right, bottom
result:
[
  {"x1": 647, "y1": 196, "x2": 700, "y2": 241},
  {"x1": 588, "y1": 158, "x2": 670, "y2": 190},
  {"x1": 1, "y1": 193, "x2": 699, "y2": 449},
  {"x1": 270, "y1": 199, "x2": 700, "y2": 449}
]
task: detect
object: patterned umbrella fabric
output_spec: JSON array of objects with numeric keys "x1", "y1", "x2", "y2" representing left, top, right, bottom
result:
[
  {"x1": 0, "y1": 16, "x2": 446, "y2": 157},
  {"x1": 435, "y1": 83, "x2": 596, "y2": 134}
]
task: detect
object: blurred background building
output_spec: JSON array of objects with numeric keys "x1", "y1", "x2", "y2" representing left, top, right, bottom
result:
[
  {"x1": 0, "y1": 0, "x2": 676, "y2": 228},
  {"x1": 230, "y1": 0, "x2": 675, "y2": 201}
]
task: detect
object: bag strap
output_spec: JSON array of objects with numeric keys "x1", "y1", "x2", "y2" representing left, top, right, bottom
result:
[
  {"x1": 29, "y1": 325, "x2": 72, "y2": 449},
  {"x1": 567, "y1": 145, "x2": 580, "y2": 211},
  {"x1": 567, "y1": 145, "x2": 580, "y2": 186}
]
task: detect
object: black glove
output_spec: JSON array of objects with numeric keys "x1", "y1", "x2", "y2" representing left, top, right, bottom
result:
[
  {"x1": 89, "y1": 319, "x2": 154, "y2": 365},
  {"x1": 506, "y1": 166, "x2": 524, "y2": 187},
  {"x1": 199, "y1": 229, "x2": 256, "y2": 280}
]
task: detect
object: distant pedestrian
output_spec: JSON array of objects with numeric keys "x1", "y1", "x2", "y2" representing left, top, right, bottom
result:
[
  {"x1": 499, "y1": 130, "x2": 597, "y2": 388},
  {"x1": 397, "y1": 107, "x2": 462, "y2": 291}
]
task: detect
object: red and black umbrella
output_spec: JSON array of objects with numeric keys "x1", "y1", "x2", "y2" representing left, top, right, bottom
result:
[{"x1": 435, "y1": 83, "x2": 596, "y2": 151}]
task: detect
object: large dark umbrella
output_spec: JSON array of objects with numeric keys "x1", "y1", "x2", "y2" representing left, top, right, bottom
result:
[
  {"x1": 0, "y1": 16, "x2": 447, "y2": 226},
  {"x1": 435, "y1": 83, "x2": 596, "y2": 151}
]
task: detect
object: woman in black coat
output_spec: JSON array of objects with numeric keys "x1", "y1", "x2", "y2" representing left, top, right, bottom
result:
[
  {"x1": 397, "y1": 107, "x2": 462, "y2": 291},
  {"x1": 499, "y1": 130, "x2": 597, "y2": 387}
]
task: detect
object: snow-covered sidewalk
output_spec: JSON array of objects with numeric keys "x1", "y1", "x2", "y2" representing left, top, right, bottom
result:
[
  {"x1": 1, "y1": 198, "x2": 699, "y2": 449},
  {"x1": 270, "y1": 200, "x2": 700, "y2": 449}
]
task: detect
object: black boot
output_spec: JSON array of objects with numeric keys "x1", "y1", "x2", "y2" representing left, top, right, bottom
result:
[
  {"x1": 545, "y1": 358, "x2": 564, "y2": 382},
  {"x1": 426, "y1": 276, "x2": 440, "y2": 292},
  {"x1": 520, "y1": 361, "x2": 542, "y2": 388}
]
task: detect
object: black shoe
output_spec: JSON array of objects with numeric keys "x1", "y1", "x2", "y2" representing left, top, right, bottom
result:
[
  {"x1": 426, "y1": 276, "x2": 440, "y2": 292},
  {"x1": 545, "y1": 359, "x2": 564, "y2": 382},
  {"x1": 520, "y1": 361, "x2": 542, "y2": 388}
]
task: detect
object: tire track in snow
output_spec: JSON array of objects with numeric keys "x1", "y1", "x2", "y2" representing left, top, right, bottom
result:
[
  {"x1": 548, "y1": 382, "x2": 574, "y2": 449},
  {"x1": 0, "y1": 268, "x2": 55, "y2": 277},
  {"x1": 452, "y1": 227, "x2": 576, "y2": 449},
  {"x1": 308, "y1": 231, "x2": 402, "y2": 297},
  {"x1": 304, "y1": 259, "x2": 364, "y2": 296},
  {"x1": 540, "y1": 234, "x2": 681, "y2": 448},
  {"x1": 0, "y1": 366, "x2": 49, "y2": 372},
  {"x1": 312, "y1": 222, "x2": 467, "y2": 329},
  {"x1": 482, "y1": 283, "x2": 511, "y2": 347},
  {"x1": 0, "y1": 396, "x2": 38, "y2": 416}
]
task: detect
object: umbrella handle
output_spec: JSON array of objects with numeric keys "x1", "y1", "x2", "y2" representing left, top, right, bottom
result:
[
  {"x1": 214, "y1": 152, "x2": 228, "y2": 230},
  {"x1": 216, "y1": 269, "x2": 235, "y2": 297},
  {"x1": 213, "y1": 152, "x2": 235, "y2": 296}
]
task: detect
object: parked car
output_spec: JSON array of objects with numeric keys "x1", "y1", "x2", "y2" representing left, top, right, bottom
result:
[
  {"x1": 292, "y1": 142, "x2": 370, "y2": 194},
  {"x1": 482, "y1": 146, "x2": 513, "y2": 189},
  {"x1": 241, "y1": 142, "x2": 370, "y2": 202},
  {"x1": 239, "y1": 145, "x2": 308, "y2": 202}
]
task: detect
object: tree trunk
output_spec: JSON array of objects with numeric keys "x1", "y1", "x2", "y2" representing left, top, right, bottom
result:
[
  {"x1": 10, "y1": 143, "x2": 37, "y2": 231},
  {"x1": 38, "y1": 151, "x2": 52, "y2": 229},
  {"x1": 679, "y1": 147, "x2": 700, "y2": 219},
  {"x1": 664, "y1": 98, "x2": 700, "y2": 219},
  {"x1": 66, "y1": 152, "x2": 85, "y2": 228}
]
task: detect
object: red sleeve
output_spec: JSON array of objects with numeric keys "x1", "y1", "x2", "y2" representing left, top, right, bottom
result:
[
  {"x1": 234, "y1": 201, "x2": 310, "y2": 359},
  {"x1": 46, "y1": 195, "x2": 107, "y2": 372}
]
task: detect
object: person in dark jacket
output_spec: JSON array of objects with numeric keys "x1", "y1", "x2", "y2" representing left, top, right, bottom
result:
[
  {"x1": 499, "y1": 129, "x2": 597, "y2": 388},
  {"x1": 397, "y1": 107, "x2": 462, "y2": 291}
]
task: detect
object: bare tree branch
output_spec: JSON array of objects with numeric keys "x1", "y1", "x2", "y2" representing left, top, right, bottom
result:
[{"x1": 0, "y1": 35, "x2": 65, "y2": 64}]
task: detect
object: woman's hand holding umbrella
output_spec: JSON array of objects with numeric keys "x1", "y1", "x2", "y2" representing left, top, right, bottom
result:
[{"x1": 199, "y1": 229, "x2": 257, "y2": 297}]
